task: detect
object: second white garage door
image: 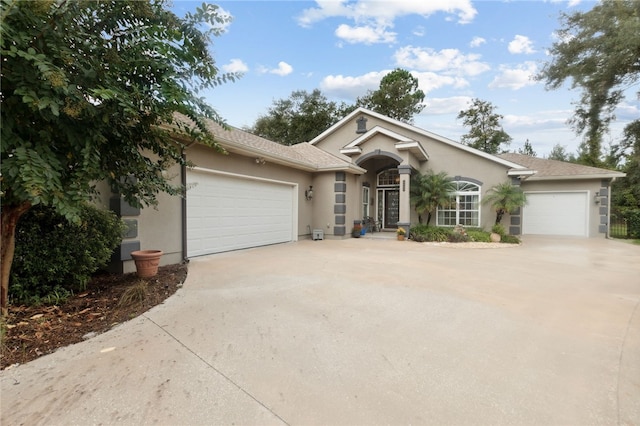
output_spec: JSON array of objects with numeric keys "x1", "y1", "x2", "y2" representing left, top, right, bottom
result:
[
  {"x1": 523, "y1": 192, "x2": 588, "y2": 237},
  {"x1": 187, "y1": 169, "x2": 296, "y2": 257}
]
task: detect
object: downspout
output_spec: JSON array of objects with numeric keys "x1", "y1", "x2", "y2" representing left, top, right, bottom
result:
[{"x1": 181, "y1": 141, "x2": 198, "y2": 262}]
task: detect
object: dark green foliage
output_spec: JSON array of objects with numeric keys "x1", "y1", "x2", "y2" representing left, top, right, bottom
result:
[
  {"x1": 410, "y1": 170, "x2": 456, "y2": 225},
  {"x1": 457, "y1": 98, "x2": 512, "y2": 154},
  {"x1": 467, "y1": 230, "x2": 491, "y2": 242},
  {"x1": 356, "y1": 68, "x2": 425, "y2": 123},
  {"x1": 491, "y1": 223, "x2": 506, "y2": 237},
  {"x1": 537, "y1": 0, "x2": 640, "y2": 167},
  {"x1": 250, "y1": 89, "x2": 354, "y2": 145},
  {"x1": 626, "y1": 210, "x2": 640, "y2": 239},
  {"x1": 448, "y1": 232, "x2": 471, "y2": 243},
  {"x1": 501, "y1": 235, "x2": 521, "y2": 244},
  {"x1": 409, "y1": 225, "x2": 451, "y2": 242},
  {"x1": 10, "y1": 204, "x2": 125, "y2": 305}
]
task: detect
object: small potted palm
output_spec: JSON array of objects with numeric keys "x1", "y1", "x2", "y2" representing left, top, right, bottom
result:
[{"x1": 396, "y1": 227, "x2": 406, "y2": 241}]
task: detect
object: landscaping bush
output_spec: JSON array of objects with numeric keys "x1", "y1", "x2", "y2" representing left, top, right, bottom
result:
[
  {"x1": 448, "y1": 232, "x2": 470, "y2": 243},
  {"x1": 501, "y1": 235, "x2": 521, "y2": 244},
  {"x1": 466, "y1": 229, "x2": 491, "y2": 242},
  {"x1": 409, "y1": 224, "x2": 451, "y2": 242},
  {"x1": 627, "y1": 209, "x2": 640, "y2": 239},
  {"x1": 10, "y1": 203, "x2": 125, "y2": 305},
  {"x1": 491, "y1": 223, "x2": 506, "y2": 236}
]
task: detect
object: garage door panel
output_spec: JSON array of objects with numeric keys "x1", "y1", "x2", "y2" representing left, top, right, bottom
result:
[
  {"x1": 523, "y1": 192, "x2": 588, "y2": 237},
  {"x1": 187, "y1": 171, "x2": 295, "y2": 257}
]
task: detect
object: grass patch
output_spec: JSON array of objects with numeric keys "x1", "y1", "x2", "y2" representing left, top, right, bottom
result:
[{"x1": 118, "y1": 280, "x2": 148, "y2": 308}]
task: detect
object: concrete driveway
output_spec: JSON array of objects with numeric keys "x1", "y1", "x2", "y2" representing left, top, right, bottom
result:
[{"x1": 2, "y1": 236, "x2": 639, "y2": 425}]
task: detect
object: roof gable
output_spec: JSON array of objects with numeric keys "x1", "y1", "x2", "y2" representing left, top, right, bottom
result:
[{"x1": 310, "y1": 107, "x2": 527, "y2": 170}]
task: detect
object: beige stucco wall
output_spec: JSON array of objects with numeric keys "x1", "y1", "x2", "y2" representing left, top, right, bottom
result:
[
  {"x1": 187, "y1": 144, "x2": 314, "y2": 238},
  {"x1": 521, "y1": 178, "x2": 606, "y2": 238},
  {"x1": 315, "y1": 112, "x2": 517, "y2": 233}
]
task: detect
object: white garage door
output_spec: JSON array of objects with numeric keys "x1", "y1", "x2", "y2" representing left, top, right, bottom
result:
[
  {"x1": 523, "y1": 192, "x2": 588, "y2": 237},
  {"x1": 187, "y1": 169, "x2": 296, "y2": 257}
]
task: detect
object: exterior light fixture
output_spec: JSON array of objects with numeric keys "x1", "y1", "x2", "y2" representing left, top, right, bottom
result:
[
  {"x1": 255, "y1": 157, "x2": 266, "y2": 165},
  {"x1": 305, "y1": 185, "x2": 314, "y2": 201},
  {"x1": 594, "y1": 191, "x2": 600, "y2": 204}
]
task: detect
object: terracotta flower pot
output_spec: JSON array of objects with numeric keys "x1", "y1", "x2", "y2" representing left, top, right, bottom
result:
[
  {"x1": 397, "y1": 235, "x2": 405, "y2": 241},
  {"x1": 130, "y1": 250, "x2": 163, "y2": 278}
]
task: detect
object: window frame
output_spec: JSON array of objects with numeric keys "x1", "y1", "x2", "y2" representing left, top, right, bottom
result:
[{"x1": 436, "y1": 180, "x2": 481, "y2": 227}]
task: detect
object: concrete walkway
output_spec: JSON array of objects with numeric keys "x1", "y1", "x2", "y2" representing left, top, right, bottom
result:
[{"x1": 2, "y1": 236, "x2": 639, "y2": 425}]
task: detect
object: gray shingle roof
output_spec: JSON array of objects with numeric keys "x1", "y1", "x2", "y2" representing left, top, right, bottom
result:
[{"x1": 499, "y1": 153, "x2": 625, "y2": 180}]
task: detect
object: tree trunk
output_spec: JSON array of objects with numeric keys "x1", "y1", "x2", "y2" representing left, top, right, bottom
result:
[
  {"x1": 495, "y1": 208, "x2": 505, "y2": 225},
  {"x1": 1, "y1": 202, "x2": 31, "y2": 316}
]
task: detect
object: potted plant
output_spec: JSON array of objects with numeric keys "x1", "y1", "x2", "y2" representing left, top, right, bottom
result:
[
  {"x1": 130, "y1": 249, "x2": 164, "y2": 277},
  {"x1": 396, "y1": 227, "x2": 406, "y2": 241}
]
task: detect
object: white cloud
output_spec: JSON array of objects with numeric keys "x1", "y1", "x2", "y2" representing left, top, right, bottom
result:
[
  {"x1": 489, "y1": 61, "x2": 538, "y2": 90},
  {"x1": 258, "y1": 61, "x2": 293, "y2": 76},
  {"x1": 320, "y1": 69, "x2": 468, "y2": 101},
  {"x1": 335, "y1": 23, "x2": 396, "y2": 44},
  {"x1": 508, "y1": 35, "x2": 536, "y2": 54},
  {"x1": 222, "y1": 58, "x2": 248, "y2": 73},
  {"x1": 320, "y1": 71, "x2": 386, "y2": 99},
  {"x1": 297, "y1": 0, "x2": 477, "y2": 27},
  {"x1": 394, "y1": 46, "x2": 490, "y2": 77},
  {"x1": 297, "y1": 1, "x2": 476, "y2": 46},
  {"x1": 423, "y1": 96, "x2": 473, "y2": 115},
  {"x1": 469, "y1": 36, "x2": 486, "y2": 48}
]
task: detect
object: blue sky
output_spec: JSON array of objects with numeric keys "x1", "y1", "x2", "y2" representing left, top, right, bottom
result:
[{"x1": 172, "y1": 0, "x2": 638, "y2": 157}]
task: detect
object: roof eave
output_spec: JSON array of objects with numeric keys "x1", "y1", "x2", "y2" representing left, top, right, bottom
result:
[{"x1": 527, "y1": 172, "x2": 626, "y2": 181}]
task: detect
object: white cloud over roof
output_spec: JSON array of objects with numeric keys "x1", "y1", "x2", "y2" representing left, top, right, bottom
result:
[
  {"x1": 222, "y1": 58, "x2": 248, "y2": 73},
  {"x1": 489, "y1": 61, "x2": 538, "y2": 90},
  {"x1": 335, "y1": 23, "x2": 396, "y2": 44},
  {"x1": 258, "y1": 61, "x2": 293, "y2": 76},
  {"x1": 394, "y1": 46, "x2": 490, "y2": 77},
  {"x1": 508, "y1": 35, "x2": 536, "y2": 54}
]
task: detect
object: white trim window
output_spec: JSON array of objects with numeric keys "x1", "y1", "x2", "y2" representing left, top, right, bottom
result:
[
  {"x1": 362, "y1": 186, "x2": 370, "y2": 217},
  {"x1": 437, "y1": 181, "x2": 481, "y2": 227}
]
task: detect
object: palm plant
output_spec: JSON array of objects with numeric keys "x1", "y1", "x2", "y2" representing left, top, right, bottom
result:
[
  {"x1": 484, "y1": 181, "x2": 527, "y2": 225},
  {"x1": 410, "y1": 171, "x2": 456, "y2": 224}
]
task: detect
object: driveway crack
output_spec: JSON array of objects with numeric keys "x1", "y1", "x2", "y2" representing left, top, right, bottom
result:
[{"x1": 143, "y1": 314, "x2": 290, "y2": 426}]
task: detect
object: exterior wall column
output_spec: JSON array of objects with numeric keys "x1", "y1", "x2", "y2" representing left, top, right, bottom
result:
[{"x1": 397, "y1": 165, "x2": 412, "y2": 234}]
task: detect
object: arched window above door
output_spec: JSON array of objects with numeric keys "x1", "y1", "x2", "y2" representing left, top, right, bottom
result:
[{"x1": 377, "y1": 168, "x2": 400, "y2": 186}]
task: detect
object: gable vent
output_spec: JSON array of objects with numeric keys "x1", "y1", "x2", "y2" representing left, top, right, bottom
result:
[{"x1": 356, "y1": 116, "x2": 367, "y2": 134}]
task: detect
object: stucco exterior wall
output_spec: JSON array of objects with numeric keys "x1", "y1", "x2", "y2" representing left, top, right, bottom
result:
[
  {"x1": 521, "y1": 178, "x2": 607, "y2": 238},
  {"x1": 186, "y1": 144, "x2": 314, "y2": 238}
]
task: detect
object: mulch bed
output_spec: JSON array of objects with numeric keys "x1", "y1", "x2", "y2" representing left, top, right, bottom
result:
[{"x1": 1, "y1": 263, "x2": 187, "y2": 370}]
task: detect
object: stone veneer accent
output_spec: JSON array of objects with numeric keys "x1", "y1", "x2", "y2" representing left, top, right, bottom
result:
[
  {"x1": 334, "y1": 172, "x2": 347, "y2": 236},
  {"x1": 509, "y1": 177, "x2": 523, "y2": 235},
  {"x1": 109, "y1": 195, "x2": 140, "y2": 273},
  {"x1": 598, "y1": 180, "x2": 610, "y2": 234}
]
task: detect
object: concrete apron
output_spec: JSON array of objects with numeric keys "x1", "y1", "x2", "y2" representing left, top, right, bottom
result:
[{"x1": 2, "y1": 236, "x2": 639, "y2": 425}]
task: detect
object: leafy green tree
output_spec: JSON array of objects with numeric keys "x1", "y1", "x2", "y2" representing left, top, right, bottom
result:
[
  {"x1": 250, "y1": 89, "x2": 353, "y2": 145},
  {"x1": 484, "y1": 182, "x2": 527, "y2": 225},
  {"x1": 457, "y1": 98, "x2": 512, "y2": 154},
  {"x1": 356, "y1": 68, "x2": 425, "y2": 123},
  {"x1": 0, "y1": 0, "x2": 238, "y2": 315},
  {"x1": 612, "y1": 121, "x2": 640, "y2": 209},
  {"x1": 410, "y1": 171, "x2": 456, "y2": 225},
  {"x1": 547, "y1": 144, "x2": 577, "y2": 162},
  {"x1": 517, "y1": 139, "x2": 537, "y2": 157},
  {"x1": 537, "y1": 0, "x2": 640, "y2": 167}
]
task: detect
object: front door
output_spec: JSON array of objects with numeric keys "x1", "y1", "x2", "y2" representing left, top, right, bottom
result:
[
  {"x1": 377, "y1": 189, "x2": 399, "y2": 229},
  {"x1": 377, "y1": 168, "x2": 400, "y2": 229}
]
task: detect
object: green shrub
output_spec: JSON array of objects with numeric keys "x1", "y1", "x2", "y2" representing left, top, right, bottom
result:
[
  {"x1": 627, "y1": 209, "x2": 640, "y2": 239},
  {"x1": 10, "y1": 203, "x2": 125, "y2": 305},
  {"x1": 491, "y1": 223, "x2": 506, "y2": 236},
  {"x1": 410, "y1": 224, "x2": 451, "y2": 242},
  {"x1": 467, "y1": 230, "x2": 491, "y2": 242},
  {"x1": 448, "y1": 232, "x2": 470, "y2": 243},
  {"x1": 501, "y1": 235, "x2": 521, "y2": 244}
]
